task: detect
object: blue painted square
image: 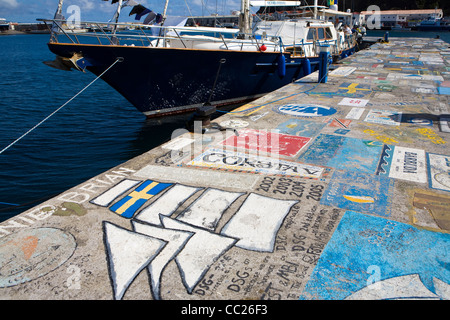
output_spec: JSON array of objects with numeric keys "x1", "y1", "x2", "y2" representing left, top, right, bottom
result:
[
  {"x1": 299, "y1": 211, "x2": 450, "y2": 300},
  {"x1": 298, "y1": 134, "x2": 345, "y2": 166},
  {"x1": 277, "y1": 119, "x2": 326, "y2": 137},
  {"x1": 298, "y1": 134, "x2": 384, "y2": 174},
  {"x1": 334, "y1": 129, "x2": 350, "y2": 135},
  {"x1": 320, "y1": 170, "x2": 394, "y2": 217},
  {"x1": 438, "y1": 87, "x2": 450, "y2": 95}
]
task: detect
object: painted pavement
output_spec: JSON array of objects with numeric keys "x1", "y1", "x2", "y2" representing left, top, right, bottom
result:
[{"x1": 0, "y1": 37, "x2": 449, "y2": 301}]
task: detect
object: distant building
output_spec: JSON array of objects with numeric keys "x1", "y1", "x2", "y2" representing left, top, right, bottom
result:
[
  {"x1": 359, "y1": 9, "x2": 443, "y2": 27},
  {"x1": 351, "y1": 12, "x2": 365, "y2": 26}
]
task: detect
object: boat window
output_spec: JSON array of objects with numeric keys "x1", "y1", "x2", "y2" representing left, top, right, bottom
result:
[
  {"x1": 317, "y1": 28, "x2": 325, "y2": 39},
  {"x1": 307, "y1": 28, "x2": 316, "y2": 41},
  {"x1": 285, "y1": 46, "x2": 304, "y2": 56},
  {"x1": 325, "y1": 27, "x2": 333, "y2": 39}
]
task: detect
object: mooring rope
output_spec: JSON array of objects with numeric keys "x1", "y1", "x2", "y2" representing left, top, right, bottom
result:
[{"x1": 0, "y1": 57, "x2": 123, "y2": 155}]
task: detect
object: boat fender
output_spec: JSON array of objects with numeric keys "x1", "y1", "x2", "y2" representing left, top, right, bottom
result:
[
  {"x1": 260, "y1": 44, "x2": 267, "y2": 52},
  {"x1": 277, "y1": 54, "x2": 286, "y2": 78},
  {"x1": 302, "y1": 58, "x2": 311, "y2": 76}
]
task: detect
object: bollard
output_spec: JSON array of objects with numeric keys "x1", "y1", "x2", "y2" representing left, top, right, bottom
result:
[
  {"x1": 384, "y1": 32, "x2": 389, "y2": 42},
  {"x1": 319, "y1": 45, "x2": 330, "y2": 83},
  {"x1": 186, "y1": 105, "x2": 216, "y2": 132}
]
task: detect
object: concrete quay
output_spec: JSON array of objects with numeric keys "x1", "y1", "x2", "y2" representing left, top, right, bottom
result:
[{"x1": 0, "y1": 37, "x2": 449, "y2": 301}]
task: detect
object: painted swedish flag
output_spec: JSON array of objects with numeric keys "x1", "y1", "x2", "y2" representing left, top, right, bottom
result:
[{"x1": 110, "y1": 180, "x2": 172, "y2": 218}]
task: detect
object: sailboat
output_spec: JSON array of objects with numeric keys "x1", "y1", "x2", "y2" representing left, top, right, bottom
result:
[{"x1": 41, "y1": 0, "x2": 357, "y2": 118}]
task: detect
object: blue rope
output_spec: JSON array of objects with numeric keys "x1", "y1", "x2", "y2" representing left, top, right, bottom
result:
[{"x1": 0, "y1": 202, "x2": 19, "y2": 206}]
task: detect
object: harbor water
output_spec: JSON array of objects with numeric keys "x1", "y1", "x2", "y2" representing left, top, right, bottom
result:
[
  {"x1": 0, "y1": 34, "x2": 198, "y2": 221},
  {"x1": 366, "y1": 29, "x2": 450, "y2": 43},
  {"x1": 0, "y1": 30, "x2": 449, "y2": 222}
]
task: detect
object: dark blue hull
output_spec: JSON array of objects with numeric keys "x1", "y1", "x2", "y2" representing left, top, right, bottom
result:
[{"x1": 48, "y1": 43, "x2": 354, "y2": 117}]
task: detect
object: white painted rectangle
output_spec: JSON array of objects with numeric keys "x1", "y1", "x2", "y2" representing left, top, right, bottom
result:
[
  {"x1": 387, "y1": 73, "x2": 444, "y2": 81},
  {"x1": 427, "y1": 153, "x2": 450, "y2": 192},
  {"x1": 339, "y1": 98, "x2": 369, "y2": 107},
  {"x1": 162, "y1": 137, "x2": 195, "y2": 151},
  {"x1": 419, "y1": 56, "x2": 443, "y2": 63},
  {"x1": 90, "y1": 179, "x2": 141, "y2": 207},
  {"x1": 221, "y1": 193, "x2": 298, "y2": 252},
  {"x1": 439, "y1": 116, "x2": 450, "y2": 133},
  {"x1": 134, "y1": 164, "x2": 259, "y2": 190},
  {"x1": 388, "y1": 61, "x2": 410, "y2": 65},
  {"x1": 135, "y1": 184, "x2": 202, "y2": 225},
  {"x1": 364, "y1": 109, "x2": 402, "y2": 126},
  {"x1": 345, "y1": 107, "x2": 365, "y2": 120},
  {"x1": 389, "y1": 147, "x2": 427, "y2": 183},
  {"x1": 369, "y1": 50, "x2": 391, "y2": 55},
  {"x1": 329, "y1": 67, "x2": 356, "y2": 77},
  {"x1": 188, "y1": 148, "x2": 325, "y2": 179},
  {"x1": 176, "y1": 188, "x2": 244, "y2": 231}
]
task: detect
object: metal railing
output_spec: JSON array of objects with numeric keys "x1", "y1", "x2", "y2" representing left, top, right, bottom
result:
[
  {"x1": 38, "y1": 18, "x2": 356, "y2": 57},
  {"x1": 38, "y1": 19, "x2": 284, "y2": 53}
]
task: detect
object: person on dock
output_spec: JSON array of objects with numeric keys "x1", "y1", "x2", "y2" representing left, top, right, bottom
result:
[{"x1": 343, "y1": 24, "x2": 352, "y2": 35}]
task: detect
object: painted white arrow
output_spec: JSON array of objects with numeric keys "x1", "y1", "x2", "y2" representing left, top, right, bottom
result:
[
  {"x1": 131, "y1": 221, "x2": 194, "y2": 300},
  {"x1": 103, "y1": 222, "x2": 166, "y2": 300},
  {"x1": 160, "y1": 216, "x2": 238, "y2": 294}
]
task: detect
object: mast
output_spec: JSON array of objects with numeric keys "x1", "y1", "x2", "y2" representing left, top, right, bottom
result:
[
  {"x1": 112, "y1": 0, "x2": 123, "y2": 34},
  {"x1": 159, "y1": 0, "x2": 170, "y2": 26},
  {"x1": 51, "y1": 0, "x2": 65, "y2": 35},
  {"x1": 313, "y1": 0, "x2": 318, "y2": 19},
  {"x1": 162, "y1": 0, "x2": 170, "y2": 19},
  {"x1": 54, "y1": 0, "x2": 64, "y2": 18},
  {"x1": 239, "y1": 0, "x2": 251, "y2": 36}
]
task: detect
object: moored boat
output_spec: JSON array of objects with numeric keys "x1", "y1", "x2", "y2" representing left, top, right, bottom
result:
[
  {"x1": 41, "y1": 0, "x2": 357, "y2": 118},
  {"x1": 417, "y1": 17, "x2": 450, "y2": 31}
]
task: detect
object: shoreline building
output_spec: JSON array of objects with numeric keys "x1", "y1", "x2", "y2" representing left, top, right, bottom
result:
[{"x1": 358, "y1": 9, "x2": 444, "y2": 28}]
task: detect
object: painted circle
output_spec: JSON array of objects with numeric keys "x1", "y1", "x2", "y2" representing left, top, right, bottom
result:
[
  {"x1": 354, "y1": 58, "x2": 384, "y2": 64},
  {"x1": 220, "y1": 120, "x2": 249, "y2": 128},
  {"x1": 0, "y1": 228, "x2": 77, "y2": 287},
  {"x1": 434, "y1": 173, "x2": 450, "y2": 188},
  {"x1": 276, "y1": 104, "x2": 337, "y2": 117}
]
